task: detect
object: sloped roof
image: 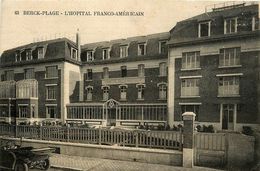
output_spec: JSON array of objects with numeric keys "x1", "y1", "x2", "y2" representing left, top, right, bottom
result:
[{"x1": 81, "y1": 32, "x2": 170, "y2": 50}]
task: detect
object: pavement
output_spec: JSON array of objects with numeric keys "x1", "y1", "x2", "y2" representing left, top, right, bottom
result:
[{"x1": 30, "y1": 154, "x2": 224, "y2": 171}]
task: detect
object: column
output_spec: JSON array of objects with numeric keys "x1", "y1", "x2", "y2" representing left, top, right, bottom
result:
[{"x1": 182, "y1": 112, "x2": 196, "y2": 168}]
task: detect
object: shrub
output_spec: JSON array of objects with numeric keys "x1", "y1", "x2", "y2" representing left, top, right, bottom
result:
[
  {"x1": 165, "y1": 124, "x2": 171, "y2": 130},
  {"x1": 242, "y1": 126, "x2": 253, "y2": 136},
  {"x1": 172, "y1": 125, "x2": 178, "y2": 131},
  {"x1": 157, "y1": 124, "x2": 165, "y2": 130},
  {"x1": 80, "y1": 123, "x2": 89, "y2": 128},
  {"x1": 196, "y1": 125, "x2": 202, "y2": 132},
  {"x1": 139, "y1": 125, "x2": 145, "y2": 129}
]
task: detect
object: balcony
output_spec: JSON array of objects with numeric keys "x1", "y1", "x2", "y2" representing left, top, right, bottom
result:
[
  {"x1": 16, "y1": 79, "x2": 38, "y2": 99},
  {"x1": 0, "y1": 81, "x2": 16, "y2": 99},
  {"x1": 102, "y1": 77, "x2": 145, "y2": 85}
]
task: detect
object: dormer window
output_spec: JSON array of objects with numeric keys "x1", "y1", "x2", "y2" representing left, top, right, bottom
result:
[
  {"x1": 15, "y1": 52, "x2": 21, "y2": 62},
  {"x1": 103, "y1": 48, "x2": 110, "y2": 60},
  {"x1": 225, "y1": 18, "x2": 237, "y2": 34},
  {"x1": 120, "y1": 45, "x2": 128, "y2": 58},
  {"x1": 87, "y1": 50, "x2": 94, "y2": 61},
  {"x1": 159, "y1": 41, "x2": 167, "y2": 54},
  {"x1": 198, "y1": 21, "x2": 211, "y2": 37},
  {"x1": 25, "y1": 50, "x2": 32, "y2": 60},
  {"x1": 38, "y1": 47, "x2": 44, "y2": 59},
  {"x1": 71, "y1": 48, "x2": 77, "y2": 60},
  {"x1": 138, "y1": 43, "x2": 146, "y2": 56}
]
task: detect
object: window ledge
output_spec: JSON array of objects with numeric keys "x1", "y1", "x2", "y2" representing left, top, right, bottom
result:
[
  {"x1": 157, "y1": 98, "x2": 167, "y2": 101},
  {"x1": 218, "y1": 65, "x2": 242, "y2": 69},
  {"x1": 159, "y1": 75, "x2": 167, "y2": 77},
  {"x1": 85, "y1": 80, "x2": 93, "y2": 82},
  {"x1": 217, "y1": 95, "x2": 240, "y2": 98},
  {"x1": 119, "y1": 99, "x2": 127, "y2": 101},
  {"x1": 46, "y1": 99, "x2": 56, "y2": 101},
  {"x1": 181, "y1": 68, "x2": 201, "y2": 71},
  {"x1": 86, "y1": 100, "x2": 92, "y2": 102},
  {"x1": 44, "y1": 77, "x2": 59, "y2": 80},
  {"x1": 137, "y1": 99, "x2": 144, "y2": 101},
  {"x1": 180, "y1": 96, "x2": 200, "y2": 98}
]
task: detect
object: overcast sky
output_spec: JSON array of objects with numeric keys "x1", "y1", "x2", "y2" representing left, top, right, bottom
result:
[{"x1": 0, "y1": 0, "x2": 248, "y2": 54}]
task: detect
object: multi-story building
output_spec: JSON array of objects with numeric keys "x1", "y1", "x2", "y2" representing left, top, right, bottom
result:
[
  {"x1": 0, "y1": 37, "x2": 82, "y2": 125},
  {"x1": 168, "y1": 3, "x2": 260, "y2": 131},
  {"x1": 0, "y1": 32, "x2": 170, "y2": 126},
  {"x1": 66, "y1": 33, "x2": 169, "y2": 126},
  {"x1": 0, "y1": 2, "x2": 259, "y2": 131}
]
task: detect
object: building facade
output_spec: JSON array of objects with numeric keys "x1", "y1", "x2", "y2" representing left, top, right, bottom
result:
[
  {"x1": 0, "y1": 3, "x2": 259, "y2": 131},
  {"x1": 168, "y1": 3, "x2": 260, "y2": 131}
]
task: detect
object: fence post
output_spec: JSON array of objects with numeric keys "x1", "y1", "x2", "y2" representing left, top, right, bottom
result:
[
  {"x1": 15, "y1": 125, "x2": 18, "y2": 138},
  {"x1": 182, "y1": 112, "x2": 196, "y2": 168},
  {"x1": 66, "y1": 127, "x2": 70, "y2": 142},
  {"x1": 98, "y1": 127, "x2": 101, "y2": 145},
  {"x1": 135, "y1": 131, "x2": 139, "y2": 148},
  {"x1": 179, "y1": 128, "x2": 183, "y2": 151},
  {"x1": 39, "y1": 126, "x2": 42, "y2": 140}
]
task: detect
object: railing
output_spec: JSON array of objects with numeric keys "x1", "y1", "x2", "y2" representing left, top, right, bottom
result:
[{"x1": 0, "y1": 124, "x2": 182, "y2": 150}]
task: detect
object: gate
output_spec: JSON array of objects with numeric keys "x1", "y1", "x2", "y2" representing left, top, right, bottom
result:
[{"x1": 194, "y1": 132, "x2": 227, "y2": 168}]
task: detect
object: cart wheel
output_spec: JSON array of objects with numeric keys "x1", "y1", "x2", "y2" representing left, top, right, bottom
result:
[
  {"x1": 41, "y1": 159, "x2": 50, "y2": 170},
  {"x1": 14, "y1": 161, "x2": 28, "y2": 171}
]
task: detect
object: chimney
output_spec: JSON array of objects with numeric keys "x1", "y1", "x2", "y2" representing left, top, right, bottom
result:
[{"x1": 76, "y1": 29, "x2": 81, "y2": 61}]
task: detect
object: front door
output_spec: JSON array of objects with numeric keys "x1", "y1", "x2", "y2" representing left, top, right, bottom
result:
[
  {"x1": 222, "y1": 104, "x2": 235, "y2": 130},
  {"x1": 107, "y1": 108, "x2": 116, "y2": 126}
]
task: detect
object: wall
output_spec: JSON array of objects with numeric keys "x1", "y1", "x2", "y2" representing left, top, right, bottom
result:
[{"x1": 0, "y1": 137, "x2": 182, "y2": 167}]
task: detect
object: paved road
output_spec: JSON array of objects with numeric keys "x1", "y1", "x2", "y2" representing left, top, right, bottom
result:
[{"x1": 30, "y1": 154, "x2": 223, "y2": 171}]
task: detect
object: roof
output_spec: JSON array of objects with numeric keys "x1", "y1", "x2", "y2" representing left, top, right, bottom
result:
[
  {"x1": 168, "y1": 4, "x2": 259, "y2": 45},
  {"x1": 81, "y1": 32, "x2": 170, "y2": 50},
  {"x1": 3, "y1": 37, "x2": 77, "y2": 53}
]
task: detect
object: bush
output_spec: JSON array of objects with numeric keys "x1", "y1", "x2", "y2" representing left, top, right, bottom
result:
[
  {"x1": 172, "y1": 125, "x2": 178, "y2": 131},
  {"x1": 139, "y1": 125, "x2": 145, "y2": 129},
  {"x1": 202, "y1": 125, "x2": 214, "y2": 133},
  {"x1": 242, "y1": 126, "x2": 253, "y2": 136},
  {"x1": 165, "y1": 124, "x2": 171, "y2": 130},
  {"x1": 157, "y1": 124, "x2": 165, "y2": 130},
  {"x1": 80, "y1": 123, "x2": 89, "y2": 128},
  {"x1": 196, "y1": 125, "x2": 202, "y2": 132}
]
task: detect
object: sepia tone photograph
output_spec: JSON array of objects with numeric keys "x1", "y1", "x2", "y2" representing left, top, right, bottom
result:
[{"x1": 0, "y1": 0, "x2": 259, "y2": 170}]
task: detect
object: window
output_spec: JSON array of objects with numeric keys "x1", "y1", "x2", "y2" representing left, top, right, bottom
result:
[
  {"x1": 46, "y1": 66, "x2": 58, "y2": 78},
  {"x1": 46, "y1": 106, "x2": 57, "y2": 118},
  {"x1": 159, "y1": 41, "x2": 167, "y2": 54},
  {"x1": 159, "y1": 62, "x2": 167, "y2": 76},
  {"x1": 19, "y1": 105, "x2": 29, "y2": 118},
  {"x1": 181, "y1": 105, "x2": 199, "y2": 121},
  {"x1": 219, "y1": 47, "x2": 240, "y2": 67},
  {"x1": 103, "y1": 67, "x2": 109, "y2": 79},
  {"x1": 87, "y1": 51, "x2": 94, "y2": 61},
  {"x1": 38, "y1": 47, "x2": 44, "y2": 59},
  {"x1": 120, "y1": 45, "x2": 128, "y2": 58},
  {"x1": 103, "y1": 86, "x2": 109, "y2": 101},
  {"x1": 181, "y1": 78, "x2": 199, "y2": 97},
  {"x1": 218, "y1": 76, "x2": 239, "y2": 96},
  {"x1": 182, "y1": 51, "x2": 200, "y2": 69},
  {"x1": 137, "y1": 84, "x2": 145, "y2": 100},
  {"x1": 26, "y1": 50, "x2": 32, "y2": 60},
  {"x1": 86, "y1": 69, "x2": 93, "y2": 80},
  {"x1": 138, "y1": 64, "x2": 145, "y2": 77},
  {"x1": 4, "y1": 70, "x2": 14, "y2": 81},
  {"x1": 158, "y1": 84, "x2": 167, "y2": 100},
  {"x1": 121, "y1": 66, "x2": 127, "y2": 77},
  {"x1": 252, "y1": 16, "x2": 259, "y2": 31},
  {"x1": 103, "y1": 48, "x2": 110, "y2": 60},
  {"x1": 46, "y1": 86, "x2": 56, "y2": 100},
  {"x1": 225, "y1": 18, "x2": 237, "y2": 34},
  {"x1": 120, "y1": 85, "x2": 127, "y2": 100},
  {"x1": 138, "y1": 43, "x2": 146, "y2": 56},
  {"x1": 15, "y1": 52, "x2": 21, "y2": 62},
  {"x1": 0, "y1": 106, "x2": 8, "y2": 117},
  {"x1": 24, "y1": 68, "x2": 35, "y2": 79},
  {"x1": 199, "y1": 21, "x2": 211, "y2": 37},
  {"x1": 86, "y1": 87, "x2": 93, "y2": 101},
  {"x1": 31, "y1": 104, "x2": 35, "y2": 118},
  {"x1": 71, "y1": 48, "x2": 77, "y2": 60}
]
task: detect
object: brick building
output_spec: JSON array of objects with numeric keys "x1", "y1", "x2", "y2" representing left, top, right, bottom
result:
[
  {"x1": 0, "y1": 37, "x2": 82, "y2": 124},
  {"x1": 168, "y1": 3, "x2": 260, "y2": 131},
  {"x1": 0, "y1": 2, "x2": 259, "y2": 131}
]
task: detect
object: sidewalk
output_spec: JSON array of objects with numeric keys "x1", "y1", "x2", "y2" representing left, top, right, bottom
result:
[{"x1": 50, "y1": 154, "x2": 223, "y2": 171}]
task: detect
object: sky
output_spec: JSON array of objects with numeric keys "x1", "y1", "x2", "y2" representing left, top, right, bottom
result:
[{"x1": 0, "y1": 0, "x2": 251, "y2": 54}]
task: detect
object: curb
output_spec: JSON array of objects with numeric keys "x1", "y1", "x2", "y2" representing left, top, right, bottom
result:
[{"x1": 51, "y1": 165, "x2": 83, "y2": 171}]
